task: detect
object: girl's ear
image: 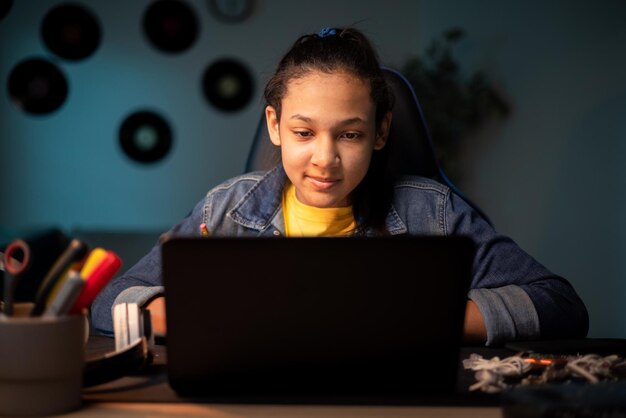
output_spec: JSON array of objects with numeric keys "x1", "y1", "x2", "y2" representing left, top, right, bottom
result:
[
  {"x1": 374, "y1": 111, "x2": 392, "y2": 150},
  {"x1": 265, "y1": 105, "x2": 281, "y2": 146}
]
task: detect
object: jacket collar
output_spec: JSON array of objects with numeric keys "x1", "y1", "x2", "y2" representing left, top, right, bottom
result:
[
  {"x1": 229, "y1": 165, "x2": 407, "y2": 235},
  {"x1": 228, "y1": 165, "x2": 286, "y2": 232}
]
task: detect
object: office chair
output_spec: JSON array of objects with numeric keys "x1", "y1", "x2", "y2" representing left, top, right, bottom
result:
[{"x1": 245, "y1": 66, "x2": 492, "y2": 226}]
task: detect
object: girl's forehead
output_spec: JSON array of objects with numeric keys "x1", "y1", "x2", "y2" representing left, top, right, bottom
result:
[
  {"x1": 280, "y1": 71, "x2": 376, "y2": 122},
  {"x1": 286, "y1": 70, "x2": 369, "y2": 91},
  {"x1": 283, "y1": 72, "x2": 371, "y2": 103}
]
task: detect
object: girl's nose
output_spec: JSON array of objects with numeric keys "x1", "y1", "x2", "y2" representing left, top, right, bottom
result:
[{"x1": 310, "y1": 136, "x2": 339, "y2": 168}]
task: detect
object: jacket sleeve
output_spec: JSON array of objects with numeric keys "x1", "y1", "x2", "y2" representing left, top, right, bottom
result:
[
  {"x1": 89, "y1": 197, "x2": 206, "y2": 335},
  {"x1": 445, "y1": 191, "x2": 589, "y2": 346}
]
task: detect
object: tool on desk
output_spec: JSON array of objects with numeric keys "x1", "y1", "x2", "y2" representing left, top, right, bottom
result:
[
  {"x1": 44, "y1": 261, "x2": 84, "y2": 308},
  {"x1": 41, "y1": 247, "x2": 108, "y2": 314},
  {"x1": 0, "y1": 251, "x2": 22, "y2": 272},
  {"x1": 80, "y1": 247, "x2": 108, "y2": 278},
  {"x1": 2, "y1": 240, "x2": 32, "y2": 316},
  {"x1": 31, "y1": 239, "x2": 88, "y2": 316},
  {"x1": 0, "y1": 253, "x2": 7, "y2": 271},
  {"x1": 70, "y1": 250, "x2": 122, "y2": 314},
  {"x1": 43, "y1": 271, "x2": 85, "y2": 317}
]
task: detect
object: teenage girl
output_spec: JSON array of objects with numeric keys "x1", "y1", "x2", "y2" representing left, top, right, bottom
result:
[{"x1": 91, "y1": 27, "x2": 588, "y2": 346}]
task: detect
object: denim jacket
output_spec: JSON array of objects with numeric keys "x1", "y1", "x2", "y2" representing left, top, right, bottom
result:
[{"x1": 90, "y1": 165, "x2": 589, "y2": 345}]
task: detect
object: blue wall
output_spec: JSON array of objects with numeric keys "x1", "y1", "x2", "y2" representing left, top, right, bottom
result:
[
  {"x1": 1, "y1": 0, "x2": 625, "y2": 338},
  {"x1": 416, "y1": 1, "x2": 626, "y2": 339},
  {"x1": 0, "y1": 0, "x2": 420, "y2": 230}
]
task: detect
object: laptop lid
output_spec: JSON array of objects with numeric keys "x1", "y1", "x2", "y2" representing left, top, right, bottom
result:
[{"x1": 162, "y1": 236, "x2": 474, "y2": 398}]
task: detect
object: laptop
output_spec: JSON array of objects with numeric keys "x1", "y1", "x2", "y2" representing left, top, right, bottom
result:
[{"x1": 161, "y1": 235, "x2": 474, "y2": 399}]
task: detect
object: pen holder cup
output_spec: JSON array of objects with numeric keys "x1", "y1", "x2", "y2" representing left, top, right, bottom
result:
[{"x1": 0, "y1": 305, "x2": 86, "y2": 417}]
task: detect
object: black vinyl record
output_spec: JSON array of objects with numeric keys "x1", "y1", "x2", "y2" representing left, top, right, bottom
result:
[
  {"x1": 0, "y1": 0, "x2": 13, "y2": 21},
  {"x1": 143, "y1": 0, "x2": 198, "y2": 53},
  {"x1": 41, "y1": 3, "x2": 101, "y2": 61},
  {"x1": 119, "y1": 111, "x2": 173, "y2": 163},
  {"x1": 202, "y1": 58, "x2": 254, "y2": 112},
  {"x1": 7, "y1": 58, "x2": 69, "y2": 115},
  {"x1": 208, "y1": 0, "x2": 254, "y2": 23}
]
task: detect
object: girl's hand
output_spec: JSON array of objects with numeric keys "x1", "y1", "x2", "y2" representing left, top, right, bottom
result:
[{"x1": 464, "y1": 300, "x2": 487, "y2": 344}]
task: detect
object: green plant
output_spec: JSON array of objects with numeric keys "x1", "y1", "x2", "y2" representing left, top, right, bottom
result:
[{"x1": 402, "y1": 28, "x2": 510, "y2": 182}]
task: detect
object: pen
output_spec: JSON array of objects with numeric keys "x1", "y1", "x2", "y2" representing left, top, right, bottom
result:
[
  {"x1": 43, "y1": 271, "x2": 85, "y2": 317},
  {"x1": 69, "y1": 250, "x2": 122, "y2": 314},
  {"x1": 31, "y1": 238, "x2": 88, "y2": 316}
]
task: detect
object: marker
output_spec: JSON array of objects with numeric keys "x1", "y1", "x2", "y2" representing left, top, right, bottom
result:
[
  {"x1": 80, "y1": 247, "x2": 108, "y2": 278},
  {"x1": 31, "y1": 239, "x2": 88, "y2": 316},
  {"x1": 43, "y1": 272, "x2": 85, "y2": 317},
  {"x1": 70, "y1": 251, "x2": 122, "y2": 314},
  {"x1": 44, "y1": 261, "x2": 82, "y2": 307},
  {"x1": 200, "y1": 223, "x2": 209, "y2": 236}
]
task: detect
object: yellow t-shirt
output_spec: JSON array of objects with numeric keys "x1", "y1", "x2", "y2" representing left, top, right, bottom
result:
[{"x1": 282, "y1": 182, "x2": 356, "y2": 237}]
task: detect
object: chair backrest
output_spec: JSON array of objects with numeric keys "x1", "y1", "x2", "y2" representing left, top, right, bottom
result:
[{"x1": 245, "y1": 67, "x2": 492, "y2": 225}]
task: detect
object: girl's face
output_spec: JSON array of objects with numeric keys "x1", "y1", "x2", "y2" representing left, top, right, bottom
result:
[{"x1": 266, "y1": 71, "x2": 391, "y2": 208}]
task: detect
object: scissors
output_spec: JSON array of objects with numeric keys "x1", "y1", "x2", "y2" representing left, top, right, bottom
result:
[{"x1": 2, "y1": 239, "x2": 31, "y2": 316}]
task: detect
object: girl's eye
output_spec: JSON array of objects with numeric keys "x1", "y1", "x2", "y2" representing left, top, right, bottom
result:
[
  {"x1": 341, "y1": 132, "x2": 361, "y2": 140},
  {"x1": 294, "y1": 131, "x2": 312, "y2": 138}
]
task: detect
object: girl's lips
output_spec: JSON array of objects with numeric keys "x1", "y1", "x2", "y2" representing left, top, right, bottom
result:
[{"x1": 306, "y1": 175, "x2": 339, "y2": 190}]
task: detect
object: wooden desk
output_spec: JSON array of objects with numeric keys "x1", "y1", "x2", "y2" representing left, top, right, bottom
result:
[
  {"x1": 75, "y1": 337, "x2": 503, "y2": 417},
  {"x1": 61, "y1": 402, "x2": 502, "y2": 417}
]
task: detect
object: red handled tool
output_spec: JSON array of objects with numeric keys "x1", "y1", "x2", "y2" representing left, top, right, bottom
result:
[{"x1": 70, "y1": 251, "x2": 122, "y2": 314}]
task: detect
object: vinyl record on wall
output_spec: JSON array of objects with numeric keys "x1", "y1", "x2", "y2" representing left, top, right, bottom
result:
[
  {"x1": 7, "y1": 58, "x2": 69, "y2": 115},
  {"x1": 209, "y1": 0, "x2": 254, "y2": 23},
  {"x1": 40, "y1": 3, "x2": 101, "y2": 61},
  {"x1": 202, "y1": 58, "x2": 254, "y2": 112},
  {"x1": 143, "y1": 0, "x2": 198, "y2": 53},
  {"x1": 119, "y1": 111, "x2": 173, "y2": 164},
  {"x1": 0, "y1": 0, "x2": 13, "y2": 21}
]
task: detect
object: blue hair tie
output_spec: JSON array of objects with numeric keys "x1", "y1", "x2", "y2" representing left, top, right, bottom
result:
[{"x1": 318, "y1": 27, "x2": 337, "y2": 38}]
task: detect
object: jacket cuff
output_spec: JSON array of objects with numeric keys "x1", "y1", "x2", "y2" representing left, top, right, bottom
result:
[
  {"x1": 111, "y1": 285, "x2": 164, "y2": 317},
  {"x1": 468, "y1": 285, "x2": 540, "y2": 346}
]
